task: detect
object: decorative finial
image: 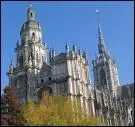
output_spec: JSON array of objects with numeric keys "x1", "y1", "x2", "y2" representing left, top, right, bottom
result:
[
  {"x1": 72, "y1": 41, "x2": 76, "y2": 52},
  {"x1": 78, "y1": 48, "x2": 81, "y2": 56},
  {"x1": 83, "y1": 49, "x2": 87, "y2": 59},
  {"x1": 43, "y1": 41, "x2": 47, "y2": 48},
  {"x1": 65, "y1": 41, "x2": 69, "y2": 53}
]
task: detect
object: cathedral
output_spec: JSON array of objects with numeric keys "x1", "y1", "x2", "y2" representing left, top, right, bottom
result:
[{"x1": 7, "y1": 6, "x2": 134, "y2": 126}]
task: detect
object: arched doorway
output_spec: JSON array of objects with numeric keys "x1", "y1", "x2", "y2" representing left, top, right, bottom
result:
[{"x1": 37, "y1": 87, "x2": 52, "y2": 101}]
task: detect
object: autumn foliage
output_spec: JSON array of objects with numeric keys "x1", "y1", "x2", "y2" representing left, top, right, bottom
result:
[
  {"x1": 1, "y1": 87, "x2": 103, "y2": 126},
  {"x1": 22, "y1": 90, "x2": 103, "y2": 126},
  {"x1": 1, "y1": 86, "x2": 24, "y2": 126}
]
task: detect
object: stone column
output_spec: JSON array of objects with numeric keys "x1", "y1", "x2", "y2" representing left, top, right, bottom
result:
[{"x1": 67, "y1": 77, "x2": 73, "y2": 94}]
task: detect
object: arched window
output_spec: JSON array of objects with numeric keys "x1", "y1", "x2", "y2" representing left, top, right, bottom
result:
[
  {"x1": 30, "y1": 12, "x2": 33, "y2": 17},
  {"x1": 32, "y1": 32, "x2": 35, "y2": 36},
  {"x1": 49, "y1": 77, "x2": 51, "y2": 81},
  {"x1": 39, "y1": 87, "x2": 52, "y2": 100},
  {"x1": 100, "y1": 69, "x2": 107, "y2": 89},
  {"x1": 32, "y1": 32, "x2": 35, "y2": 41},
  {"x1": 41, "y1": 79, "x2": 44, "y2": 83},
  {"x1": 20, "y1": 55, "x2": 23, "y2": 66}
]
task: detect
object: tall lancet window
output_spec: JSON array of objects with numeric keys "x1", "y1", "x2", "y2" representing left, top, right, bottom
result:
[
  {"x1": 20, "y1": 55, "x2": 23, "y2": 66},
  {"x1": 100, "y1": 68, "x2": 107, "y2": 90},
  {"x1": 36, "y1": 52, "x2": 38, "y2": 61}
]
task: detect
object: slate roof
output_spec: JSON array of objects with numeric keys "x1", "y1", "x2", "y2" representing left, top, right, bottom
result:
[
  {"x1": 54, "y1": 53, "x2": 67, "y2": 63},
  {"x1": 39, "y1": 62, "x2": 51, "y2": 76},
  {"x1": 117, "y1": 83, "x2": 134, "y2": 99}
]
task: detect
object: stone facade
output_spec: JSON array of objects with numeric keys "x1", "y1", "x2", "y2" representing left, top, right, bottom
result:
[{"x1": 7, "y1": 6, "x2": 134, "y2": 126}]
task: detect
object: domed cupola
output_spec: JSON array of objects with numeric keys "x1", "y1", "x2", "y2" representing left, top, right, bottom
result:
[
  {"x1": 20, "y1": 5, "x2": 42, "y2": 44},
  {"x1": 27, "y1": 4, "x2": 35, "y2": 21}
]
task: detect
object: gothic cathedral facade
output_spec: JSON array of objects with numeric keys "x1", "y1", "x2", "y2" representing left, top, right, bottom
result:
[{"x1": 7, "y1": 6, "x2": 134, "y2": 126}]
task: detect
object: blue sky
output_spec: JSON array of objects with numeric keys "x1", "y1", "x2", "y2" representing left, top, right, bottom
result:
[{"x1": 1, "y1": 1, "x2": 134, "y2": 93}]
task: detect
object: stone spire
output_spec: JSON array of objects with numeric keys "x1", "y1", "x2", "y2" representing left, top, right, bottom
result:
[
  {"x1": 43, "y1": 41, "x2": 47, "y2": 48},
  {"x1": 82, "y1": 49, "x2": 87, "y2": 59},
  {"x1": 72, "y1": 42, "x2": 76, "y2": 52},
  {"x1": 96, "y1": 10, "x2": 108, "y2": 55},
  {"x1": 78, "y1": 48, "x2": 82, "y2": 56},
  {"x1": 65, "y1": 41, "x2": 69, "y2": 53}
]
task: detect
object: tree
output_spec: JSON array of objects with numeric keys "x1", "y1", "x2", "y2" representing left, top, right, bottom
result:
[
  {"x1": 1, "y1": 86, "x2": 24, "y2": 126},
  {"x1": 22, "y1": 90, "x2": 103, "y2": 126}
]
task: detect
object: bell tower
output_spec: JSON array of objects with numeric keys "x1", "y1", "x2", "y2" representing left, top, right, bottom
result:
[
  {"x1": 92, "y1": 10, "x2": 120, "y2": 97},
  {"x1": 7, "y1": 5, "x2": 48, "y2": 104},
  {"x1": 18, "y1": 5, "x2": 48, "y2": 69}
]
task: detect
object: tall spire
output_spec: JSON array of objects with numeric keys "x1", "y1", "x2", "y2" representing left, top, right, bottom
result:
[
  {"x1": 65, "y1": 41, "x2": 69, "y2": 53},
  {"x1": 96, "y1": 10, "x2": 107, "y2": 55},
  {"x1": 9, "y1": 59, "x2": 13, "y2": 73}
]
